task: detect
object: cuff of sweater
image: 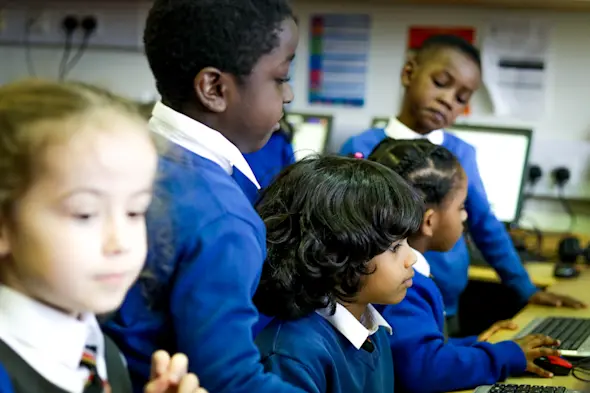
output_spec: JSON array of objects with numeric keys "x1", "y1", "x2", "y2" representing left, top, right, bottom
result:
[{"x1": 495, "y1": 340, "x2": 527, "y2": 375}]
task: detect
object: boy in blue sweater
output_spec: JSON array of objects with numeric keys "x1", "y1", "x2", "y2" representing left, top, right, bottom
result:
[
  {"x1": 102, "y1": 1, "x2": 304, "y2": 393},
  {"x1": 254, "y1": 156, "x2": 423, "y2": 393},
  {"x1": 244, "y1": 115, "x2": 295, "y2": 189},
  {"x1": 340, "y1": 34, "x2": 585, "y2": 329},
  {"x1": 368, "y1": 139, "x2": 561, "y2": 393}
]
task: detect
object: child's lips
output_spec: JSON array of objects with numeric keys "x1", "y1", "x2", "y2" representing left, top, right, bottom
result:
[{"x1": 426, "y1": 108, "x2": 446, "y2": 124}]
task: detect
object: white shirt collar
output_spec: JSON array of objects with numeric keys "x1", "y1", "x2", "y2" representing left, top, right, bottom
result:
[
  {"x1": 412, "y1": 248, "x2": 431, "y2": 277},
  {"x1": 316, "y1": 303, "x2": 392, "y2": 350},
  {"x1": 384, "y1": 116, "x2": 444, "y2": 146},
  {"x1": 149, "y1": 101, "x2": 260, "y2": 189},
  {"x1": 0, "y1": 285, "x2": 106, "y2": 392}
]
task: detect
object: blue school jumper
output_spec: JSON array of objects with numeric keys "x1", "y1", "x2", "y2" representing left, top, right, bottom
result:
[
  {"x1": 256, "y1": 313, "x2": 394, "y2": 393},
  {"x1": 244, "y1": 130, "x2": 295, "y2": 189},
  {"x1": 102, "y1": 144, "x2": 304, "y2": 393},
  {"x1": 340, "y1": 128, "x2": 538, "y2": 316},
  {"x1": 375, "y1": 272, "x2": 526, "y2": 393}
]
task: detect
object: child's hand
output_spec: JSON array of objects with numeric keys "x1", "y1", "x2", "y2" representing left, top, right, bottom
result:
[
  {"x1": 144, "y1": 350, "x2": 208, "y2": 393},
  {"x1": 529, "y1": 291, "x2": 587, "y2": 309},
  {"x1": 513, "y1": 334, "x2": 561, "y2": 378},
  {"x1": 478, "y1": 319, "x2": 518, "y2": 342}
]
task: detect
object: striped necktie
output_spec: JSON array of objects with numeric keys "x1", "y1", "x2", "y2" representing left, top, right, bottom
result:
[{"x1": 80, "y1": 346, "x2": 111, "y2": 393}]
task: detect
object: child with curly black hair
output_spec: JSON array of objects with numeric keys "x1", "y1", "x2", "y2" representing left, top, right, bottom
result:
[{"x1": 254, "y1": 156, "x2": 423, "y2": 393}]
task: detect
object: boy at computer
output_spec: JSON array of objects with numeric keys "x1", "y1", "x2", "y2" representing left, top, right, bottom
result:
[{"x1": 340, "y1": 34, "x2": 585, "y2": 334}]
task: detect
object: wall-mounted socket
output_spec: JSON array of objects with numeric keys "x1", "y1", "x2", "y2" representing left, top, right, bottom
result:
[{"x1": 0, "y1": 5, "x2": 143, "y2": 50}]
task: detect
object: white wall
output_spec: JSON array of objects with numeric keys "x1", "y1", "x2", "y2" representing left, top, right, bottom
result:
[{"x1": 0, "y1": 1, "x2": 588, "y2": 232}]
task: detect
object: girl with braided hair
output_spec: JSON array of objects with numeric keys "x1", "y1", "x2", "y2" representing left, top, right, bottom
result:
[{"x1": 363, "y1": 138, "x2": 561, "y2": 393}]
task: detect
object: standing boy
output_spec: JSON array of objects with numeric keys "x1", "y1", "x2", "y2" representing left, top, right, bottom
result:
[
  {"x1": 340, "y1": 34, "x2": 584, "y2": 332},
  {"x1": 102, "y1": 1, "x2": 304, "y2": 393}
]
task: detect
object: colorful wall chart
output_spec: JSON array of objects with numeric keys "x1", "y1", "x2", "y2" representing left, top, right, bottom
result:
[
  {"x1": 406, "y1": 26, "x2": 476, "y2": 115},
  {"x1": 309, "y1": 14, "x2": 371, "y2": 107}
]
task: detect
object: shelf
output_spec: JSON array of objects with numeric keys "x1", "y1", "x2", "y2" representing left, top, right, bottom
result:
[{"x1": 303, "y1": 0, "x2": 590, "y2": 12}]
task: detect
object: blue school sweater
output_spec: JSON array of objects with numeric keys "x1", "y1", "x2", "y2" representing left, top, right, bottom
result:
[
  {"x1": 244, "y1": 130, "x2": 295, "y2": 189},
  {"x1": 256, "y1": 313, "x2": 394, "y2": 393},
  {"x1": 102, "y1": 145, "x2": 304, "y2": 393},
  {"x1": 377, "y1": 272, "x2": 526, "y2": 393},
  {"x1": 340, "y1": 128, "x2": 538, "y2": 316}
]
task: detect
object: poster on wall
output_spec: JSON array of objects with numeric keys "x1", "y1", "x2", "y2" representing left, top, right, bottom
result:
[
  {"x1": 406, "y1": 26, "x2": 476, "y2": 116},
  {"x1": 308, "y1": 14, "x2": 371, "y2": 107},
  {"x1": 481, "y1": 19, "x2": 550, "y2": 120}
]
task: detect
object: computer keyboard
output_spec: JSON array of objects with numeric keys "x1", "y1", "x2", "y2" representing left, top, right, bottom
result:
[
  {"x1": 474, "y1": 384, "x2": 572, "y2": 393},
  {"x1": 528, "y1": 318, "x2": 590, "y2": 351}
]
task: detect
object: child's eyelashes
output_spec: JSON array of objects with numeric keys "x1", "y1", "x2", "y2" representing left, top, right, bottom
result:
[
  {"x1": 276, "y1": 77, "x2": 291, "y2": 84},
  {"x1": 73, "y1": 213, "x2": 95, "y2": 221},
  {"x1": 127, "y1": 210, "x2": 147, "y2": 219},
  {"x1": 389, "y1": 243, "x2": 402, "y2": 253}
]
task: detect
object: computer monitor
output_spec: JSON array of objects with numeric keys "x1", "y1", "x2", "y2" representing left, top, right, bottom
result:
[
  {"x1": 446, "y1": 124, "x2": 532, "y2": 224},
  {"x1": 285, "y1": 113, "x2": 333, "y2": 161},
  {"x1": 370, "y1": 116, "x2": 390, "y2": 129}
]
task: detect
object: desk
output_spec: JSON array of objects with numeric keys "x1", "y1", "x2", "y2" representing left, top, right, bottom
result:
[
  {"x1": 456, "y1": 266, "x2": 590, "y2": 392},
  {"x1": 468, "y1": 263, "x2": 558, "y2": 288}
]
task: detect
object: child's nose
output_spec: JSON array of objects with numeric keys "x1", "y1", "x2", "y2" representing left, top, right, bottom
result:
[
  {"x1": 282, "y1": 83, "x2": 294, "y2": 104},
  {"x1": 103, "y1": 216, "x2": 130, "y2": 256}
]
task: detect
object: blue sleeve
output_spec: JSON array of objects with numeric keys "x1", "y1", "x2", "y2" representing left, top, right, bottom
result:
[
  {"x1": 463, "y1": 146, "x2": 538, "y2": 301},
  {"x1": 263, "y1": 354, "x2": 324, "y2": 393},
  {"x1": 338, "y1": 137, "x2": 356, "y2": 156},
  {"x1": 0, "y1": 364, "x2": 13, "y2": 393},
  {"x1": 171, "y1": 216, "x2": 304, "y2": 393},
  {"x1": 383, "y1": 289, "x2": 527, "y2": 393},
  {"x1": 448, "y1": 336, "x2": 479, "y2": 346}
]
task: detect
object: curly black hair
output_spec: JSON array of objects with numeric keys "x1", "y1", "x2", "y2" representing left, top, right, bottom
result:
[
  {"x1": 417, "y1": 34, "x2": 481, "y2": 70},
  {"x1": 144, "y1": 0, "x2": 294, "y2": 110},
  {"x1": 253, "y1": 155, "x2": 423, "y2": 320},
  {"x1": 368, "y1": 138, "x2": 464, "y2": 207}
]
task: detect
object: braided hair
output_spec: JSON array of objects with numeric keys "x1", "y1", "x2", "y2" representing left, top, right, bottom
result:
[{"x1": 366, "y1": 138, "x2": 463, "y2": 207}]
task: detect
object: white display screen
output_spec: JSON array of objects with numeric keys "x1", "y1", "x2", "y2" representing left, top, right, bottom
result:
[{"x1": 448, "y1": 127, "x2": 530, "y2": 223}]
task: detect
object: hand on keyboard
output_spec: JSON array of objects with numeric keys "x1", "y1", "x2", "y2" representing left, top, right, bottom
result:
[
  {"x1": 529, "y1": 291, "x2": 587, "y2": 309},
  {"x1": 513, "y1": 334, "x2": 561, "y2": 378}
]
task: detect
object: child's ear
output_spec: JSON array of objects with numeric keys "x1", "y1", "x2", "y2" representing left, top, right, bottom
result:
[
  {"x1": 401, "y1": 58, "x2": 417, "y2": 89},
  {"x1": 420, "y1": 208, "x2": 438, "y2": 238},
  {"x1": 193, "y1": 67, "x2": 230, "y2": 113}
]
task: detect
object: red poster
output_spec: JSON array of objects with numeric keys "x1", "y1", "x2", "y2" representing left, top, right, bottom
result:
[{"x1": 406, "y1": 26, "x2": 477, "y2": 116}]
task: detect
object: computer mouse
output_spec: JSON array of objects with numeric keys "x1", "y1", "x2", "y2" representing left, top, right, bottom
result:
[
  {"x1": 553, "y1": 263, "x2": 580, "y2": 279},
  {"x1": 533, "y1": 355, "x2": 573, "y2": 376}
]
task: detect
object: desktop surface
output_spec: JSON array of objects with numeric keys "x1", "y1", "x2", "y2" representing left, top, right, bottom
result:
[{"x1": 457, "y1": 266, "x2": 590, "y2": 393}]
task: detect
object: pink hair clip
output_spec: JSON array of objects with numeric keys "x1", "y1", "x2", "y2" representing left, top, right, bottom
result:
[{"x1": 353, "y1": 152, "x2": 364, "y2": 159}]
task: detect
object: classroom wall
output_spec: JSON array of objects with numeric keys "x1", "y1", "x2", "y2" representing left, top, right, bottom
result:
[{"x1": 0, "y1": 1, "x2": 588, "y2": 233}]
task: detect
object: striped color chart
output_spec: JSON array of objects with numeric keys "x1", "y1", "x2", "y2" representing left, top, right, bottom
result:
[{"x1": 309, "y1": 14, "x2": 371, "y2": 107}]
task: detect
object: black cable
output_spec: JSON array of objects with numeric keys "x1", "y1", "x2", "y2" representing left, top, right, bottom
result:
[
  {"x1": 572, "y1": 357, "x2": 590, "y2": 382},
  {"x1": 61, "y1": 16, "x2": 96, "y2": 80},
  {"x1": 24, "y1": 16, "x2": 38, "y2": 76},
  {"x1": 58, "y1": 16, "x2": 78, "y2": 81},
  {"x1": 557, "y1": 186, "x2": 577, "y2": 234}
]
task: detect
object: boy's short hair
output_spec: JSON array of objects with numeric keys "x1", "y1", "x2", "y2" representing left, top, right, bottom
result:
[
  {"x1": 144, "y1": 0, "x2": 294, "y2": 109},
  {"x1": 416, "y1": 34, "x2": 481, "y2": 69},
  {"x1": 253, "y1": 156, "x2": 423, "y2": 320}
]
